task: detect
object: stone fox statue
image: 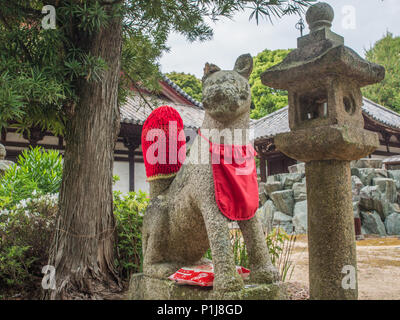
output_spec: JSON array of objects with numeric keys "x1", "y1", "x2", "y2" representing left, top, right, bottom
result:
[{"x1": 142, "y1": 54, "x2": 278, "y2": 292}]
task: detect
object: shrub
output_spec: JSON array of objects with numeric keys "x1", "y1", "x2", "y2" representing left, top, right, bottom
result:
[
  {"x1": 0, "y1": 148, "x2": 150, "y2": 298},
  {"x1": 0, "y1": 147, "x2": 62, "y2": 207},
  {"x1": 0, "y1": 189, "x2": 149, "y2": 296},
  {"x1": 113, "y1": 190, "x2": 149, "y2": 279},
  {"x1": 0, "y1": 194, "x2": 58, "y2": 292}
]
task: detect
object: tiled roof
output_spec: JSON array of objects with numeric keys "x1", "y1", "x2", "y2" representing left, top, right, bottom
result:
[
  {"x1": 251, "y1": 98, "x2": 400, "y2": 142},
  {"x1": 251, "y1": 106, "x2": 290, "y2": 141},
  {"x1": 120, "y1": 93, "x2": 259, "y2": 131},
  {"x1": 382, "y1": 155, "x2": 400, "y2": 164},
  {"x1": 120, "y1": 90, "x2": 400, "y2": 139},
  {"x1": 162, "y1": 75, "x2": 203, "y2": 109},
  {"x1": 120, "y1": 94, "x2": 204, "y2": 129},
  {"x1": 361, "y1": 97, "x2": 400, "y2": 129}
]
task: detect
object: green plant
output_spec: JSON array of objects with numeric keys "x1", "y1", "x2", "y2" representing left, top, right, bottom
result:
[
  {"x1": 113, "y1": 190, "x2": 149, "y2": 279},
  {"x1": 0, "y1": 245, "x2": 32, "y2": 286},
  {"x1": 231, "y1": 230, "x2": 249, "y2": 268},
  {"x1": 0, "y1": 147, "x2": 62, "y2": 207},
  {"x1": 266, "y1": 227, "x2": 297, "y2": 282},
  {"x1": 204, "y1": 227, "x2": 296, "y2": 282},
  {"x1": 0, "y1": 194, "x2": 58, "y2": 292}
]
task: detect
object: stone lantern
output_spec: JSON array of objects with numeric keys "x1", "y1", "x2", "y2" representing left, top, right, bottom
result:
[
  {"x1": 261, "y1": 2, "x2": 385, "y2": 300},
  {"x1": 0, "y1": 144, "x2": 14, "y2": 176}
]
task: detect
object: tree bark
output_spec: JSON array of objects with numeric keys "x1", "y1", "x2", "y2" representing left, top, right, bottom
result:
[{"x1": 47, "y1": 16, "x2": 122, "y2": 299}]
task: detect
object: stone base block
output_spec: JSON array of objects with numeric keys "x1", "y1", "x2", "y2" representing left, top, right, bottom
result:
[{"x1": 127, "y1": 273, "x2": 287, "y2": 300}]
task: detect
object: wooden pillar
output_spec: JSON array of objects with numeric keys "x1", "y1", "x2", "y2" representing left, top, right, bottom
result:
[
  {"x1": 128, "y1": 147, "x2": 135, "y2": 192},
  {"x1": 123, "y1": 136, "x2": 141, "y2": 192},
  {"x1": 260, "y1": 157, "x2": 267, "y2": 182},
  {"x1": 23, "y1": 127, "x2": 46, "y2": 146}
]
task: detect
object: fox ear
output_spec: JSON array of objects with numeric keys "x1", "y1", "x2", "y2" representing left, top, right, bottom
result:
[
  {"x1": 233, "y1": 54, "x2": 253, "y2": 79},
  {"x1": 202, "y1": 63, "x2": 221, "y2": 81}
]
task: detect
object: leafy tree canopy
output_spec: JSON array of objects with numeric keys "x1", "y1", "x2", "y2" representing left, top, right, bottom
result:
[
  {"x1": 362, "y1": 32, "x2": 400, "y2": 113},
  {"x1": 249, "y1": 48, "x2": 291, "y2": 119},
  {"x1": 0, "y1": 0, "x2": 312, "y2": 135},
  {"x1": 166, "y1": 49, "x2": 292, "y2": 119},
  {"x1": 166, "y1": 72, "x2": 203, "y2": 102}
]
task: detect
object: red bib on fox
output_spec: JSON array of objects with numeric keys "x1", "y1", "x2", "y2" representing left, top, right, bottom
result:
[{"x1": 199, "y1": 130, "x2": 259, "y2": 221}]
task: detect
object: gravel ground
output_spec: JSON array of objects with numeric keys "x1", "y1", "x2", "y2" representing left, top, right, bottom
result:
[{"x1": 287, "y1": 235, "x2": 400, "y2": 300}]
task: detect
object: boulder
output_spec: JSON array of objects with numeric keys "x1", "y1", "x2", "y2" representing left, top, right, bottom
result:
[
  {"x1": 373, "y1": 178, "x2": 397, "y2": 203},
  {"x1": 351, "y1": 175, "x2": 364, "y2": 201},
  {"x1": 384, "y1": 213, "x2": 400, "y2": 235},
  {"x1": 360, "y1": 211, "x2": 387, "y2": 236},
  {"x1": 258, "y1": 181, "x2": 266, "y2": 193},
  {"x1": 288, "y1": 162, "x2": 305, "y2": 174},
  {"x1": 292, "y1": 200, "x2": 308, "y2": 234},
  {"x1": 351, "y1": 158, "x2": 383, "y2": 169},
  {"x1": 389, "y1": 202, "x2": 400, "y2": 213},
  {"x1": 0, "y1": 144, "x2": 14, "y2": 176},
  {"x1": 256, "y1": 200, "x2": 276, "y2": 234},
  {"x1": 353, "y1": 201, "x2": 360, "y2": 218},
  {"x1": 267, "y1": 175, "x2": 279, "y2": 183},
  {"x1": 272, "y1": 211, "x2": 294, "y2": 234},
  {"x1": 359, "y1": 186, "x2": 391, "y2": 220},
  {"x1": 270, "y1": 190, "x2": 295, "y2": 216},
  {"x1": 388, "y1": 170, "x2": 400, "y2": 190},
  {"x1": 293, "y1": 182, "x2": 307, "y2": 201},
  {"x1": 280, "y1": 173, "x2": 304, "y2": 190},
  {"x1": 259, "y1": 191, "x2": 268, "y2": 207},
  {"x1": 351, "y1": 168, "x2": 388, "y2": 186},
  {"x1": 264, "y1": 181, "x2": 282, "y2": 197}
]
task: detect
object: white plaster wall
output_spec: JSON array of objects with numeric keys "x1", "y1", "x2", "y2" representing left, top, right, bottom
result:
[
  {"x1": 113, "y1": 161, "x2": 149, "y2": 194},
  {"x1": 134, "y1": 162, "x2": 149, "y2": 193}
]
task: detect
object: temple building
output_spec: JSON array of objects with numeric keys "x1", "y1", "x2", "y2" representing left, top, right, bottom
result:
[{"x1": 253, "y1": 97, "x2": 400, "y2": 181}]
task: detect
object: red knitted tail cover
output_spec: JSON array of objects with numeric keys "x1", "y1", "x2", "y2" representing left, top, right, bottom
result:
[{"x1": 141, "y1": 106, "x2": 186, "y2": 181}]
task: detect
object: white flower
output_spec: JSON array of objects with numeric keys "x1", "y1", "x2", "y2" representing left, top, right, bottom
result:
[
  {"x1": 20, "y1": 199, "x2": 28, "y2": 208},
  {"x1": 32, "y1": 190, "x2": 37, "y2": 196}
]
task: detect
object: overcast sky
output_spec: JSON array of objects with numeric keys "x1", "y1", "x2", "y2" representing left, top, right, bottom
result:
[{"x1": 159, "y1": 0, "x2": 400, "y2": 79}]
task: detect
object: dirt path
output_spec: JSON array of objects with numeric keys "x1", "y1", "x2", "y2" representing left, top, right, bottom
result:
[{"x1": 287, "y1": 236, "x2": 400, "y2": 300}]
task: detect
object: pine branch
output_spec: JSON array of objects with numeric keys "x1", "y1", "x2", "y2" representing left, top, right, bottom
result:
[
  {"x1": 123, "y1": 71, "x2": 155, "y2": 111},
  {"x1": 0, "y1": 10, "x2": 34, "y2": 64}
]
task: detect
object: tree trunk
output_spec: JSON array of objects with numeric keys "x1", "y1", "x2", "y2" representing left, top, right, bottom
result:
[{"x1": 47, "y1": 17, "x2": 122, "y2": 299}]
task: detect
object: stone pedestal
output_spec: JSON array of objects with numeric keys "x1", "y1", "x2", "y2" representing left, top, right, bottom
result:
[
  {"x1": 275, "y1": 127, "x2": 378, "y2": 299},
  {"x1": 306, "y1": 160, "x2": 357, "y2": 299},
  {"x1": 127, "y1": 274, "x2": 286, "y2": 300}
]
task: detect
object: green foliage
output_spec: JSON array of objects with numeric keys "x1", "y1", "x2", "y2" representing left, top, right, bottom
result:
[
  {"x1": 362, "y1": 32, "x2": 400, "y2": 112},
  {"x1": 249, "y1": 49, "x2": 291, "y2": 119},
  {"x1": 113, "y1": 190, "x2": 149, "y2": 279},
  {"x1": 166, "y1": 72, "x2": 203, "y2": 102},
  {"x1": 0, "y1": 194, "x2": 58, "y2": 291},
  {"x1": 0, "y1": 0, "x2": 312, "y2": 134},
  {"x1": 166, "y1": 49, "x2": 292, "y2": 118},
  {"x1": 231, "y1": 230, "x2": 249, "y2": 268},
  {"x1": 266, "y1": 227, "x2": 296, "y2": 282},
  {"x1": 0, "y1": 147, "x2": 62, "y2": 207},
  {"x1": 205, "y1": 227, "x2": 296, "y2": 282},
  {"x1": 0, "y1": 186, "x2": 150, "y2": 295}
]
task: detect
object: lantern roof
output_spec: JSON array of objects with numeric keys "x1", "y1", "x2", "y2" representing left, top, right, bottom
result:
[{"x1": 261, "y1": 2, "x2": 385, "y2": 90}]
